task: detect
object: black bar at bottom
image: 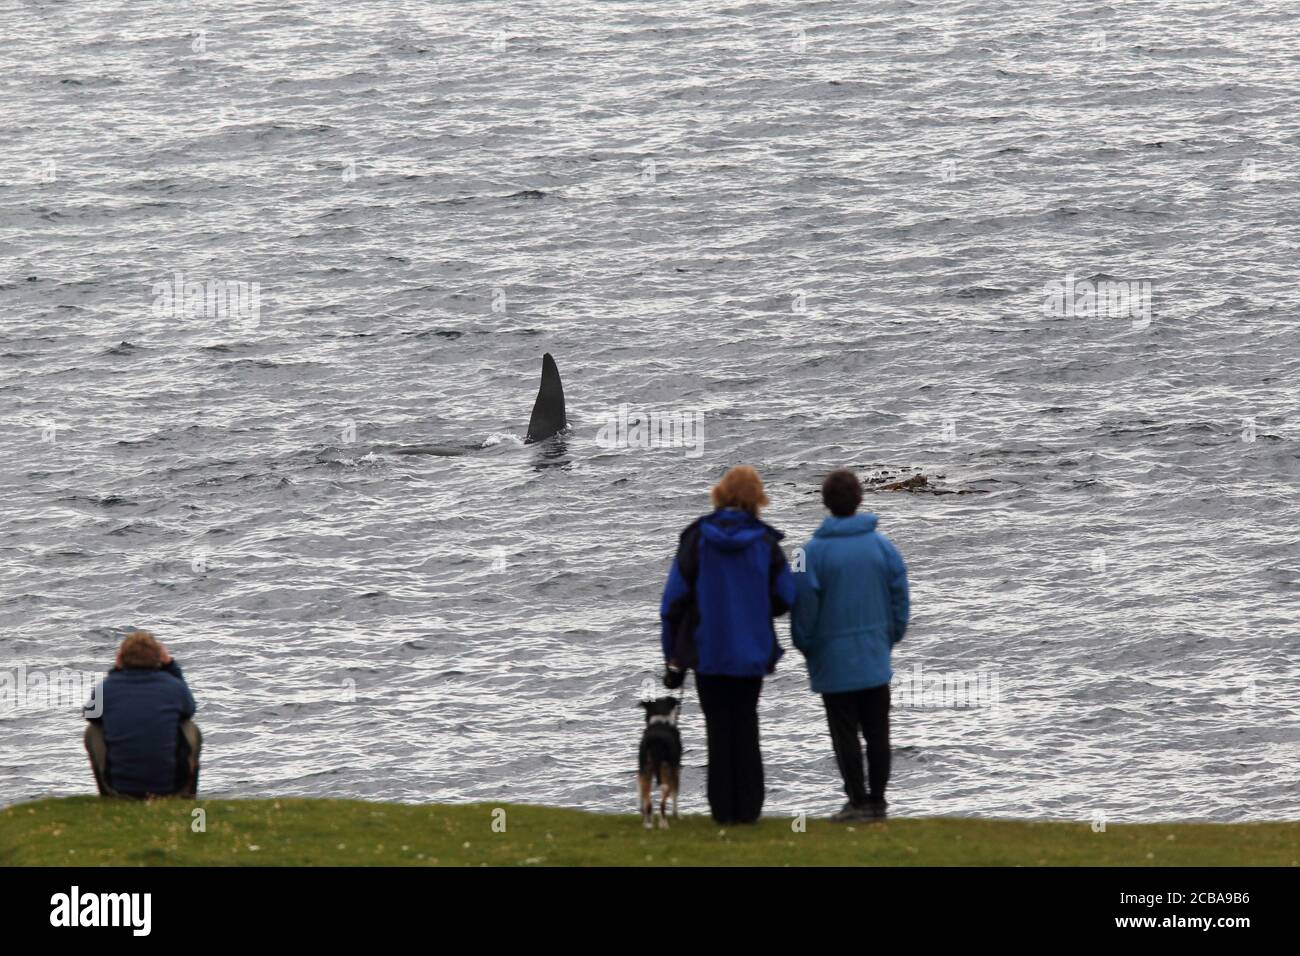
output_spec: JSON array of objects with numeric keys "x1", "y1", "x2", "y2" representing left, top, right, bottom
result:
[{"x1": 4, "y1": 866, "x2": 1287, "y2": 941}]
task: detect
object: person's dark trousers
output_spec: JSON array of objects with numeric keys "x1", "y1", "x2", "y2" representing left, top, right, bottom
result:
[
  {"x1": 695, "y1": 674, "x2": 765, "y2": 824},
  {"x1": 84, "y1": 720, "x2": 203, "y2": 798},
  {"x1": 84, "y1": 723, "x2": 118, "y2": 797},
  {"x1": 822, "y1": 682, "x2": 891, "y2": 806},
  {"x1": 175, "y1": 719, "x2": 202, "y2": 797}
]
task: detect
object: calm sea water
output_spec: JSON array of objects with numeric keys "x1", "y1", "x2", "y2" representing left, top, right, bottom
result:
[{"x1": 2, "y1": 0, "x2": 1297, "y2": 822}]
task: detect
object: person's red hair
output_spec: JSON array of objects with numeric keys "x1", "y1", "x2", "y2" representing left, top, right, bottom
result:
[
  {"x1": 118, "y1": 631, "x2": 163, "y2": 669},
  {"x1": 711, "y1": 465, "x2": 770, "y2": 517}
]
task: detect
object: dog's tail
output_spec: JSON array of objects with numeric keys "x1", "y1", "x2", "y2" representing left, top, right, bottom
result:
[{"x1": 643, "y1": 738, "x2": 681, "y2": 786}]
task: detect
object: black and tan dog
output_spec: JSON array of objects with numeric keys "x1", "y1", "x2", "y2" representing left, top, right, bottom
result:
[{"x1": 638, "y1": 697, "x2": 682, "y2": 829}]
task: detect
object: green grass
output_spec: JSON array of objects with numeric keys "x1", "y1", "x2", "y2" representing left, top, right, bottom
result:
[{"x1": 1, "y1": 797, "x2": 1295, "y2": 866}]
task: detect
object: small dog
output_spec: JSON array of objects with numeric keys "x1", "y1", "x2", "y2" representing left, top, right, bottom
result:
[{"x1": 637, "y1": 697, "x2": 682, "y2": 829}]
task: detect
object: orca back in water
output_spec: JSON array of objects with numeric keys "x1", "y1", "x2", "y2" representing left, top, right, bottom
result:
[
  {"x1": 525, "y1": 352, "x2": 567, "y2": 442},
  {"x1": 387, "y1": 444, "x2": 474, "y2": 456}
]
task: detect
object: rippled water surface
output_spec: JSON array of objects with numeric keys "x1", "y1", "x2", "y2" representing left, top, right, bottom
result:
[{"x1": 2, "y1": 1, "x2": 1298, "y2": 821}]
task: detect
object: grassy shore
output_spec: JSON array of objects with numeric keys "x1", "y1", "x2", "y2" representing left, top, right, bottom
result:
[{"x1": 1, "y1": 797, "x2": 1295, "y2": 866}]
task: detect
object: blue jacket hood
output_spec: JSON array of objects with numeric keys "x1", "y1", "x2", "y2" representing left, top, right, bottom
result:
[
  {"x1": 660, "y1": 509, "x2": 796, "y2": 678},
  {"x1": 700, "y1": 508, "x2": 784, "y2": 552},
  {"x1": 814, "y1": 513, "x2": 878, "y2": 538}
]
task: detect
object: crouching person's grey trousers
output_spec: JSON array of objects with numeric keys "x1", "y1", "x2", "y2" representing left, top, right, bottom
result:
[{"x1": 84, "y1": 720, "x2": 203, "y2": 798}]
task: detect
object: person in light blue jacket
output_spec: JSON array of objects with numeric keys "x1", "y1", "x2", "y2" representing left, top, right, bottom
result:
[{"x1": 791, "y1": 469, "x2": 909, "y2": 822}]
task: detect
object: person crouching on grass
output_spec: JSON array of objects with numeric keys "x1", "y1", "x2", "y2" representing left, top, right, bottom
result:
[
  {"x1": 660, "y1": 465, "x2": 796, "y2": 825},
  {"x1": 84, "y1": 630, "x2": 202, "y2": 798},
  {"x1": 791, "y1": 469, "x2": 910, "y2": 822}
]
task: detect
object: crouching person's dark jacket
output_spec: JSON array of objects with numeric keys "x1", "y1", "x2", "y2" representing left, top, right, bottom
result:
[
  {"x1": 84, "y1": 661, "x2": 196, "y2": 796},
  {"x1": 660, "y1": 508, "x2": 797, "y2": 677}
]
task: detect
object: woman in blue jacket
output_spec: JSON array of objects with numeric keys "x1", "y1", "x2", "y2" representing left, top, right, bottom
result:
[
  {"x1": 791, "y1": 469, "x2": 910, "y2": 821},
  {"x1": 660, "y1": 465, "x2": 796, "y2": 824}
]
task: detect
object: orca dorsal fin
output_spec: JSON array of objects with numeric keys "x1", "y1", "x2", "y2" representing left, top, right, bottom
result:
[{"x1": 525, "y1": 352, "x2": 566, "y2": 443}]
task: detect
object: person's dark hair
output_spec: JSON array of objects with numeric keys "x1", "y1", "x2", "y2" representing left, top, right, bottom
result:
[{"x1": 821, "y1": 469, "x2": 863, "y2": 517}]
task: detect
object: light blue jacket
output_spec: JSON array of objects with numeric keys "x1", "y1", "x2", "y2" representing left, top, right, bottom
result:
[{"x1": 790, "y1": 513, "x2": 910, "y2": 693}]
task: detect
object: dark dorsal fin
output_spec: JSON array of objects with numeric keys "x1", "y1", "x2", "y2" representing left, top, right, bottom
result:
[{"x1": 525, "y1": 352, "x2": 566, "y2": 443}]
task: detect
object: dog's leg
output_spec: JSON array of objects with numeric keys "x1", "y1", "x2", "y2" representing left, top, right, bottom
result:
[
  {"x1": 670, "y1": 766, "x2": 680, "y2": 819},
  {"x1": 658, "y1": 777, "x2": 671, "y2": 828},
  {"x1": 638, "y1": 771, "x2": 653, "y2": 829}
]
